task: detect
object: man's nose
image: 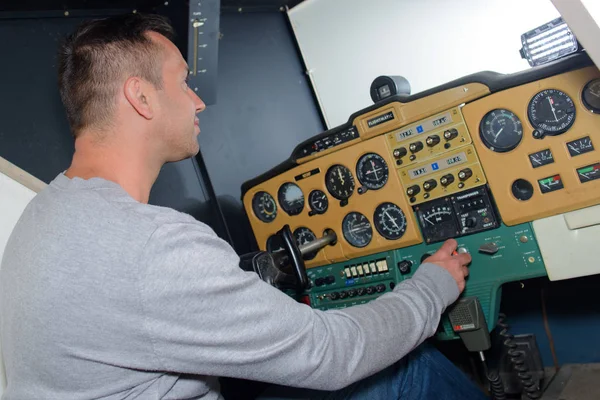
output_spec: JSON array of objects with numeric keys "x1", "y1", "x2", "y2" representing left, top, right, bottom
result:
[{"x1": 192, "y1": 90, "x2": 206, "y2": 112}]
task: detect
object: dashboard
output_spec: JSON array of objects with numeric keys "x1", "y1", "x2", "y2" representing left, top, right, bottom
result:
[{"x1": 241, "y1": 54, "x2": 600, "y2": 338}]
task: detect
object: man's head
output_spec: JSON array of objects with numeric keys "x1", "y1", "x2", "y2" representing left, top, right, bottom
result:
[{"x1": 58, "y1": 13, "x2": 205, "y2": 162}]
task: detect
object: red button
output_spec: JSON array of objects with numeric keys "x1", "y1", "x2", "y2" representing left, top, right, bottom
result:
[{"x1": 300, "y1": 296, "x2": 311, "y2": 306}]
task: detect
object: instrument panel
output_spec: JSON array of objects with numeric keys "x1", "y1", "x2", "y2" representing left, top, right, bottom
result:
[
  {"x1": 243, "y1": 60, "x2": 600, "y2": 271},
  {"x1": 463, "y1": 66, "x2": 600, "y2": 225},
  {"x1": 243, "y1": 135, "x2": 422, "y2": 268}
]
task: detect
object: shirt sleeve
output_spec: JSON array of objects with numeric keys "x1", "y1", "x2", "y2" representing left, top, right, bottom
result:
[{"x1": 137, "y1": 220, "x2": 459, "y2": 391}]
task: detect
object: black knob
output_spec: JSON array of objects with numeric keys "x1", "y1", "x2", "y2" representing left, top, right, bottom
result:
[
  {"x1": 366, "y1": 286, "x2": 375, "y2": 295},
  {"x1": 329, "y1": 292, "x2": 339, "y2": 300},
  {"x1": 357, "y1": 287, "x2": 366, "y2": 296},
  {"x1": 407, "y1": 185, "x2": 421, "y2": 196},
  {"x1": 444, "y1": 128, "x2": 459, "y2": 140},
  {"x1": 375, "y1": 284, "x2": 386, "y2": 293},
  {"x1": 397, "y1": 260, "x2": 412, "y2": 275},
  {"x1": 315, "y1": 278, "x2": 324, "y2": 287},
  {"x1": 465, "y1": 217, "x2": 477, "y2": 228},
  {"x1": 409, "y1": 141, "x2": 424, "y2": 153},
  {"x1": 423, "y1": 179, "x2": 437, "y2": 191},
  {"x1": 325, "y1": 275, "x2": 335, "y2": 285},
  {"x1": 348, "y1": 289, "x2": 357, "y2": 297},
  {"x1": 440, "y1": 174, "x2": 455, "y2": 186},
  {"x1": 458, "y1": 168, "x2": 473, "y2": 181},
  {"x1": 512, "y1": 179, "x2": 534, "y2": 201},
  {"x1": 393, "y1": 147, "x2": 407, "y2": 158},
  {"x1": 426, "y1": 135, "x2": 440, "y2": 147},
  {"x1": 339, "y1": 291, "x2": 348, "y2": 299}
]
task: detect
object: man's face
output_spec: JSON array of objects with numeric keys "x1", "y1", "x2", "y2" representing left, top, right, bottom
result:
[{"x1": 151, "y1": 32, "x2": 205, "y2": 162}]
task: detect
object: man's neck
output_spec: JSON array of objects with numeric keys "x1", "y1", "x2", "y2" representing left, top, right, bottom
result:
[{"x1": 65, "y1": 134, "x2": 162, "y2": 204}]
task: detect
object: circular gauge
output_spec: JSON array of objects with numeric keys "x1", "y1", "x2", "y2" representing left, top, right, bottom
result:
[
  {"x1": 308, "y1": 190, "x2": 328, "y2": 214},
  {"x1": 325, "y1": 164, "x2": 355, "y2": 200},
  {"x1": 342, "y1": 212, "x2": 373, "y2": 248},
  {"x1": 582, "y1": 78, "x2": 600, "y2": 114},
  {"x1": 528, "y1": 89, "x2": 576, "y2": 135},
  {"x1": 416, "y1": 202, "x2": 458, "y2": 243},
  {"x1": 277, "y1": 182, "x2": 304, "y2": 216},
  {"x1": 252, "y1": 191, "x2": 277, "y2": 223},
  {"x1": 373, "y1": 202, "x2": 407, "y2": 240},
  {"x1": 479, "y1": 109, "x2": 523, "y2": 152},
  {"x1": 293, "y1": 227, "x2": 318, "y2": 260},
  {"x1": 356, "y1": 153, "x2": 389, "y2": 190}
]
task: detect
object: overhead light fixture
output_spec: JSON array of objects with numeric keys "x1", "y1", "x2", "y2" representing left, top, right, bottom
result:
[{"x1": 520, "y1": 17, "x2": 581, "y2": 67}]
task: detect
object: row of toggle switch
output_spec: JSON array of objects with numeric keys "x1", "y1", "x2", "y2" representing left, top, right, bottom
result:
[
  {"x1": 392, "y1": 128, "x2": 459, "y2": 164},
  {"x1": 343, "y1": 259, "x2": 389, "y2": 279},
  {"x1": 322, "y1": 283, "x2": 389, "y2": 301},
  {"x1": 406, "y1": 168, "x2": 473, "y2": 197}
]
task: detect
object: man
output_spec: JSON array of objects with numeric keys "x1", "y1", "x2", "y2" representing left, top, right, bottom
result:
[{"x1": 0, "y1": 13, "x2": 485, "y2": 399}]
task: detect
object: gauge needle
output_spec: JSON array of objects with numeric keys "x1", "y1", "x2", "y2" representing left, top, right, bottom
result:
[
  {"x1": 337, "y1": 169, "x2": 345, "y2": 185},
  {"x1": 548, "y1": 97, "x2": 559, "y2": 121},
  {"x1": 371, "y1": 160, "x2": 380, "y2": 180},
  {"x1": 385, "y1": 211, "x2": 399, "y2": 228},
  {"x1": 531, "y1": 157, "x2": 541, "y2": 165},
  {"x1": 568, "y1": 144, "x2": 580, "y2": 154},
  {"x1": 423, "y1": 215, "x2": 434, "y2": 225},
  {"x1": 494, "y1": 127, "x2": 504, "y2": 140}
]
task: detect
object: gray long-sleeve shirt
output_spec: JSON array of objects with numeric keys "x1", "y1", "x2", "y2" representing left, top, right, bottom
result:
[{"x1": 0, "y1": 173, "x2": 459, "y2": 399}]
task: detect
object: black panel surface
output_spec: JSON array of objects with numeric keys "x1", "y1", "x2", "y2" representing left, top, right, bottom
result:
[{"x1": 196, "y1": 12, "x2": 325, "y2": 254}]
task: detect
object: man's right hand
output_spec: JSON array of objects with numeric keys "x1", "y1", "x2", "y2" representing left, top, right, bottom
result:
[{"x1": 423, "y1": 239, "x2": 471, "y2": 293}]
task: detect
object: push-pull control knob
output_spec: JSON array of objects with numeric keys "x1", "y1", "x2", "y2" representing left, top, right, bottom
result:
[
  {"x1": 440, "y1": 174, "x2": 455, "y2": 186},
  {"x1": 409, "y1": 141, "x2": 424, "y2": 153},
  {"x1": 423, "y1": 179, "x2": 437, "y2": 191},
  {"x1": 393, "y1": 147, "x2": 407, "y2": 159},
  {"x1": 426, "y1": 135, "x2": 440, "y2": 147},
  {"x1": 458, "y1": 168, "x2": 473, "y2": 181},
  {"x1": 407, "y1": 185, "x2": 421, "y2": 196},
  {"x1": 444, "y1": 128, "x2": 459, "y2": 140}
]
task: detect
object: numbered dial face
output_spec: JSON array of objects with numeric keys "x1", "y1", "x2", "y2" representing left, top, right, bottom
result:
[
  {"x1": 582, "y1": 78, "x2": 600, "y2": 113},
  {"x1": 479, "y1": 109, "x2": 523, "y2": 152},
  {"x1": 277, "y1": 182, "x2": 304, "y2": 216},
  {"x1": 356, "y1": 153, "x2": 389, "y2": 190},
  {"x1": 308, "y1": 190, "x2": 329, "y2": 214},
  {"x1": 252, "y1": 191, "x2": 277, "y2": 223},
  {"x1": 417, "y1": 202, "x2": 459, "y2": 243},
  {"x1": 528, "y1": 89, "x2": 576, "y2": 135},
  {"x1": 342, "y1": 212, "x2": 373, "y2": 248},
  {"x1": 325, "y1": 164, "x2": 355, "y2": 200},
  {"x1": 374, "y1": 202, "x2": 407, "y2": 240},
  {"x1": 293, "y1": 227, "x2": 318, "y2": 260}
]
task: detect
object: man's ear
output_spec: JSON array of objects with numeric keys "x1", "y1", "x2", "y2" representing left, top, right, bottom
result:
[{"x1": 123, "y1": 77, "x2": 154, "y2": 120}]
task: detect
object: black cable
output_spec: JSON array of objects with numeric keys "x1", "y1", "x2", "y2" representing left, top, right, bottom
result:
[
  {"x1": 479, "y1": 352, "x2": 506, "y2": 400},
  {"x1": 497, "y1": 313, "x2": 542, "y2": 399}
]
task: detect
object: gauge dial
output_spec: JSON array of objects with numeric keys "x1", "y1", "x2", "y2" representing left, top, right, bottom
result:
[
  {"x1": 356, "y1": 153, "x2": 389, "y2": 190},
  {"x1": 528, "y1": 149, "x2": 554, "y2": 168},
  {"x1": 583, "y1": 79, "x2": 600, "y2": 114},
  {"x1": 293, "y1": 227, "x2": 318, "y2": 260},
  {"x1": 252, "y1": 191, "x2": 277, "y2": 223},
  {"x1": 277, "y1": 182, "x2": 304, "y2": 215},
  {"x1": 566, "y1": 136, "x2": 594, "y2": 157},
  {"x1": 325, "y1": 164, "x2": 355, "y2": 200},
  {"x1": 373, "y1": 202, "x2": 407, "y2": 240},
  {"x1": 308, "y1": 190, "x2": 328, "y2": 214},
  {"x1": 528, "y1": 89, "x2": 576, "y2": 135},
  {"x1": 479, "y1": 109, "x2": 523, "y2": 152},
  {"x1": 342, "y1": 212, "x2": 373, "y2": 248},
  {"x1": 416, "y1": 200, "x2": 459, "y2": 243}
]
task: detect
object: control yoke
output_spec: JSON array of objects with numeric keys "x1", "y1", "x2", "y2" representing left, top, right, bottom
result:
[{"x1": 239, "y1": 225, "x2": 337, "y2": 292}]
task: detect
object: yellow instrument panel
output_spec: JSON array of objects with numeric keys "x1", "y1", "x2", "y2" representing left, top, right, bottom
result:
[
  {"x1": 398, "y1": 145, "x2": 487, "y2": 205},
  {"x1": 242, "y1": 135, "x2": 422, "y2": 268},
  {"x1": 463, "y1": 66, "x2": 600, "y2": 225},
  {"x1": 243, "y1": 57, "x2": 600, "y2": 266}
]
